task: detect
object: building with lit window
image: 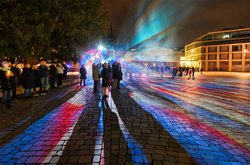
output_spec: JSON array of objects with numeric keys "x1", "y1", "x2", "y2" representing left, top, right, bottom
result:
[{"x1": 184, "y1": 27, "x2": 250, "y2": 72}]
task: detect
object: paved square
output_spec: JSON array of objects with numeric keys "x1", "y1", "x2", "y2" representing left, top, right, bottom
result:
[{"x1": 0, "y1": 73, "x2": 250, "y2": 164}]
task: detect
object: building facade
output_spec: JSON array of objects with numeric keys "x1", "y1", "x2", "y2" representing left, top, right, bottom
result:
[{"x1": 185, "y1": 27, "x2": 250, "y2": 72}]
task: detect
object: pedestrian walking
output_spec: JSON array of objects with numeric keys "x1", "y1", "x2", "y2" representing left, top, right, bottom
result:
[
  {"x1": 33, "y1": 64, "x2": 42, "y2": 96},
  {"x1": 38, "y1": 60, "x2": 49, "y2": 95},
  {"x1": 117, "y1": 63, "x2": 123, "y2": 89},
  {"x1": 171, "y1": 66, "x2": 175, "y2": 79},
  {"x1": 79, "y1": 64, "x2": 87, "y2": 86},
  {"x1": 160, "y1": 65, "x2": 164, "y2": 77},
  {"x1": 56, "y1": 63, "x2": 64, "y2": 88},
  {"x1": 188, "y1": 68, "x2": 192, "y2": 80},
  {"x1": 192, "y1": 67, "x2": 195, "y2": 80},
  {"x1": 200, "y1": 67, "x2": 203, "y2": 75},
  {"x1": 101, "y1": 62, "x2": 111, "y2": 99},
  {"x1": 22, "y1": 63, "x2": 34, "y2": 98},
  {"x1": 0, "y1": 61, "x2": 13, "y2": 109},
  {"x1": 92, "y1": 63, "x2": 100, "y2": 92},
  {"x1": 49, "y1": 63, "x2": 57, "y2": 89}
]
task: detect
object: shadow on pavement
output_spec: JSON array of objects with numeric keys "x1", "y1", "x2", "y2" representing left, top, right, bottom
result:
[
  {"x1": 111, "y1": 85, "x2": 197, "y2": 164},
  {"x1": 102, "y1": 97, "x2": 133, "y2": 164},
  {"x1": 58, "y1": 88, "x2": 102, "y2": 164}
]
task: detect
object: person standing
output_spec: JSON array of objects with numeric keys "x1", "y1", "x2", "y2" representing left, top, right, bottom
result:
[
  {"x1": 192, "y1": 67, "x2": 195, "y2": 78},
  {"x1": 160, "y1": 65, "x2": 164, "y2": 77},
  {"x1": 92, "y1": 63, "x2": 100, "y2": 92},
  {"x1": 112, "y1": 62, "x2": 119, "y2": 90},
  {"x1": 117, "y1": 63, "x2": 123, "y2": 89},
  {"x1": 200, "y1": 67, "x2": 203, "y2": 75},
  {"x1": 38, "y1": 60, "x2": 49, "y2": 95},
  {"x1": 33, "y1": 64, "x2": 42, "y2": 96},
  {"x1": 62, "y1": 61, "x2": 68, "y2": 79},
  {"x1": 0, "y1": 61, "x2": 13, "y2": 109},
  {"x1": 10, "y1": 63, "x2": 19, "y2": 102},
  {"x1": 56, "y1": 63, "x2": 64, "y2": 88},
  {"x1": 22, "y1": 63, "x2": 34, "y2": 98},
  {"x1": 79, "y1": 64, "x2": 87, "y2": 86},
  {"x1": 49, "y1": 63, "x2": 57, "y2": 89},
  {"x1": 101, "y1": 62, "x2": 111, "y2": 99},
  {"x1": 188, "y1": 68, "x2": 192, "y2": 80}
]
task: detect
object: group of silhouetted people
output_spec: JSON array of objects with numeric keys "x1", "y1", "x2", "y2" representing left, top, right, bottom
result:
[
  {"x1": 79, "y1": 62, "x2": 123, "y2": 99},
  {"x1": 0, "y1": 60, "x2": 68, "y2": 109}
]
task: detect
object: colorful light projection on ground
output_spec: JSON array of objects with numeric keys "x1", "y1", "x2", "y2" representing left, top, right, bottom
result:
[
  {"x1": 0, "y1": 91, "x2": 85, "y2": 164},
  {"x1": 127, "y1": 76, "x2": 250, "y2": 164}
]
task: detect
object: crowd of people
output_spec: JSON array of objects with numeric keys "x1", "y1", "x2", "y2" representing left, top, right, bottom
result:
[
  {"x1": 1, "y1": 58, "x2": 201, "y2": 109},
  {"x1": 85, "y1": 62, "x2": 123, "y2": 99},
  {"x1": 124, "y1": 63, "x2": 200, "y2": 79},
  {"x1": 0, "y1": 60, "x2": 68, "y2": 109}
]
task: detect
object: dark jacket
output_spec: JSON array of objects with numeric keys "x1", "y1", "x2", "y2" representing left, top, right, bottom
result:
[
  {"x1": 0, "y1": 68, "x2": 13, "y2": 91},
  {"x1": 33, "y1": 69, "x2": 41, "y2": 87},
  {"x1": 38, "y1": 65, "x2": 49, "y2": 77},
  {"x1": 10, "y1": 66, "x2": 18, "y2": 89},
  {"x1": 101, "y1": 68, "x2": 110, "y2": 87},
  {"x1": 118, "y1": 68, "x2": 123, "y2": 80},
  {"x1": 79, "y1": 67, "x2": 87, "y2": 79},
  {"x1": 112, "y1": 64, "x2": 119, "y2": 79},
  {"x1": 22, "y1": 68, "x2": 34, "y2": 89},
  {"x1": 49, "y1": 65, "x2": 57, "y2": 76}
]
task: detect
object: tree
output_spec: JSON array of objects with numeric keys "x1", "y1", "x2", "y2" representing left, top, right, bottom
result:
[{"x1": 0, "y1": 0, "x2": 109, "y2": 61}]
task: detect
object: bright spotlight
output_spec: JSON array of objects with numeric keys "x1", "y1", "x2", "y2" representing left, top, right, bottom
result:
[{"x1": 98, "y1": 45, "x2": 105, "y2": 51}]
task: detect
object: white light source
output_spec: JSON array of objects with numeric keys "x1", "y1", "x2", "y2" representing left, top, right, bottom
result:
[
  {"x1": 98, "y1": 45, "x2": 105, "y2": 51},
  {"x1": 224, "y1": 34, "x2": 230, "y2": 39},
  {"x1": 244, "y1": 49, "x2": 248, "y2": 53}
]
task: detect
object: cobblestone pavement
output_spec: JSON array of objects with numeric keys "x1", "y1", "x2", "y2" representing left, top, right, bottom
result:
[
  {"x1": 0, "y1": 77, "x2": 81, "y2": 146},
  {"x1": 125, "y1": 75, "x2": 250, "y2": 164},
  {"x1": 0, "y1": 74, "x2": 249, "y2": 164}
]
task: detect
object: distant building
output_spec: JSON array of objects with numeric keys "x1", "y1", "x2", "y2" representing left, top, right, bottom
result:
[
  {"x1": 184, "y1": 27, "x2": 250, "y2": 72},
  {"x1": 130, "y1": 47, "x2": 182, "y2": 67}
]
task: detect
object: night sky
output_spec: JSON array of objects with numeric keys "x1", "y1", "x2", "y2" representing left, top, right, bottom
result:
[{"x1": 103, "y1": 0, "x2": 250, "y2": 48}]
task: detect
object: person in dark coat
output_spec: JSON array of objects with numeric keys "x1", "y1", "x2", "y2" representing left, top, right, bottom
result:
[
  {"x1": 192, "y1": 67, "x2": 195, "y2": 77},
  {"x1": 49, "y1": 63, "x2": 57, "y2": 89},
  {"x1": 32, "y1": 64, "x2": 42, "y2": 96},
  {"x1": 92, "y1": 63, "x2": 100, "y2": 92},
  {"x1": 10, "y1": 63, "x2": 19, "y2": 102},
  {"x1": 0, "y1": 61, "x2": 13, "y2": 109},
  {"x1": 79, "y1": 64, "x2": 87, "y2": 86},
  {"x1": 22, "y1": 63, "x2": 34, "y2": 98},
  {"x1": 117, "y1": 63, "x2": 123, "y2": 89},
  {"x1": 38, "y1": 60, "x2": 49, "y2": 95},
  {"x1": 101, "y1": 62, "x2": 111, "y2": 99},
  {"x1": 112, "y1": 62, "x2": 119, "y2": 90}
]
